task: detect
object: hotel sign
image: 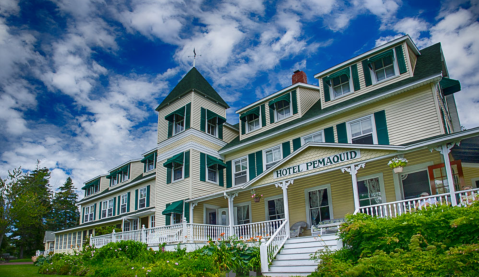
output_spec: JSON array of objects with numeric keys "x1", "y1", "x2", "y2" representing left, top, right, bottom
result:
[{"x1": 274, "y1": 150, "x2": 361, "y2": 178}]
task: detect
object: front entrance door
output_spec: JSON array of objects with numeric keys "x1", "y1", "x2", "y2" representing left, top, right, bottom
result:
[
  {"x1": 218, "y1": 208, "x2": 229, "y2": 225},
  {"x1": 206, "y1": 209, "x2": 217, "y2": 225}
]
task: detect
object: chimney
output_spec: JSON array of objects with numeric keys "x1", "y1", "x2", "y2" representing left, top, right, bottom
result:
[{"x1": 292, "y1": 70, "x2": 307, "y2": 85}]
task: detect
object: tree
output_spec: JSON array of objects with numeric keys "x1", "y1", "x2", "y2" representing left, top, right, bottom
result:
[
  {"x1": 48, "y1": 177, "x2": 79, "y2": 231},
  {"x1": 0, "y1": 168, "x2": 23, "y2": 253}
]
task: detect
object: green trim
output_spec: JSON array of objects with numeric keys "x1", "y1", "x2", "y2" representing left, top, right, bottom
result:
[
  {"x1": 200, "y1": 153, "x2": 206, "y2": 182},
  {"x1": 293, "y1": 137, "x2": 301, "y2": 151},
  {"x1": 248, "y1": 153, "x2": 256, "y2": 180},
  {"x1": 163, "y1": 152, "x2": 185, "y2": 168},
  {"x1": 323, "y1": 79, "x2": 331, "y2": 102},
  {"x1": 113, "y1": 197, "x2": 116, "y2": 216},
  {"x1": 184, "y1": 202, "x2": 190, "y2": 223},
  {"x1": 141, "y1": 153, "x2": 155, "y2": 163},
  {"x1": 395, "y1": 45, "x2": 407, "y2": 74},
  {"x1": 82, "y1": 207, "x2": 85, "y2": 223},
  {"x1": 165, "y1": 204, "x2": 170, "y2": 226},
  {"x1": 200, "y1": 108, "x2": 206, "y2": 132},
  {"x1": 269, "y1": 106, "x2": 275, "y2": 124},
  {"x1": 184, "y1": 151, "x2": 190, "y2": 178},
  {"x1": 282, "y1": 141, "x2": 291, "y2": 158},
  {"x1": 165, "y1": 106, "x2": 185, "y2": 122},
  {"x1": 117, "y1": 196, "x2": 120, "y2": 215},
  {"x1": 369, "y1": 49, "x2": 394, "y2": 63},
  {"x1": 146, "y1": 185, "x2": 150, "y2": 207},
  {"x1": 226, "y1": 161, "x2": 232, "y2": 188},
  {"x1": 240, "y1": 107, "x2": 260, "y2": 121},
  {"x1": 127, "y1": 192, "x2": 130, "y2": 213},
  {"x1": 336, "y1": 123, "x2": 348, "y2": 143},
  {"x1": 162, "y1": 200, "x2": 183, "y2": 215},
  {"x1": 329, "y1": 67, "x2": 350, "y2": 79},
  {"x1": 291, "y1": 90, "x2": 298, "y2": 115},
  {"x1": 241, "y1": 121, "x2": 245, "y2": 135},
  {"x1": 93, "y1": 203, "x2": 96, "y2": 221},
  {"x1": 219, "y1": 169, "x2": 224, "y2": 187},
  {"x1": 362, "y1": 60, "x2": 372, "y2": 87},
  {"x1": 374, "y1": 110, "x2": 390, "y2": 145},
  {"x1": 167, "y1": 121, "x2": 173, "y2": 138},
  {"x1": 99, "y1": 201, "x2": 102, "y2": 219},
  {"x1": 218, "y1": 124, "x2": 223, "y2": 140},
  {"x1": 185, "y1": 103, "x2": 191, "y2": 129},
  {"x1": 268, "y1": 93, "x2": 290, "y2": 109},
  {"x1": 440, "y1": 78, "x2": 461, "y2": 95},
  {"x1": 207, "y1": 110, "x2": 226, "y2": 125},
  {"x1": 166, "y1": 167, "x2": 172, "y2": 184},
  {"x1": 135, "y1": 189, "x2": 138, "y2": 210},
  {"x1": 324, "y1": 127, "x2": 335, "y2": 143},
  {"x1": 351, "y1": 64, "x2": 361, "y2": 91},
  {"x1": 207, "y1": 155, "x2": 227, "y2": 169},
  {"x1": 261, "y1": 104, "x2": 266, "y2": 127},
  {"x1": 82, "y1": 179, "x2": 99, "y2": 190},
  {"x1": 255, "y1": 151, "x2": 263, "y2": 176}
]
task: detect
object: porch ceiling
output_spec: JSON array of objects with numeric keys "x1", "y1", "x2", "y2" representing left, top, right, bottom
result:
[{"x1": 451, "y1": 136, "x2": 479, "y2": 163}]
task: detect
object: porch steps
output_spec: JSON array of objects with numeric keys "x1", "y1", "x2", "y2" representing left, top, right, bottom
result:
[{"x1": 264, "y1": 235, "x2": 340, "y2": 277}]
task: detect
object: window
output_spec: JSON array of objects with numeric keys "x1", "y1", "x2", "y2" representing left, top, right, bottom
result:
[
  {"x1": 307, "y1": 187, "x2": 331, "y2": 225},
  {"x1": 123, "y1": 221, "x2": 130, "y2": 231},
  {"x1": 233, "y1": 157, "x2": 248, "y2": 186},
  {"x1": 84, "y1": 205, "x2": 94, "y2": 222},
  {"x1": 246, "y1": 114, "x2": 260, "y2": 133},
  {"x1": 121, "y1": 194, "x2": 128, "y2": 214},
  {"x1": 132, "y1": 220, "x2": 138, "y2": 231},
  {"x1": 275, "y1": 101, "x2": 291, "y2": 121},
  {"x1": 121, "y1": 170, "x2": 128, "y2": 182},
  {"x1": 150, "y1": 215, "x2": 155, "y2": 228},
  {"x1": 264, "y1": 145, "x2": 282, "y2": 170},
  {"x1": 401, "y1": 170, "x2": 431, "y2": 199},
  {"x1": 357, "y1": 177, "x2": 384, "y2": 207},
  {"x1": 266, "y1": 196, "x2": 285, "y2": 220},
  {"x1": 72, "y1": 233, "x2": 76, "y2": 249},
  {"x1": 172, "y1": 213, "x2": 182, "y2": 224},
  {"x1": 85, "y1": 183, "x2": 99, "y2": 197},
  {"x1": 146, "y1": 159, "x2": 155, "y2": 171},
  {"x1": 372, "y1": 55, "x2": 395, "y2": 82},
  {"x1": 63, "y1": 234, "x2": 67, "y2": 249},
  {"x1": 111, "y1": 175, "x2": 118, "y2": 186},
  {"x1": 207, "y1": 164, "x2": 218, "y2": 183},
  {"x1": 236, "y1": 204, "x2": 250, "y2": 224},
  {"x1": 108, "y1": 199, "x2": 114, "y2": 217},
  {"x1": 331, "y1": 75, "x2": 351, "y2": 98},
  {"x1": 139, "y1": 187, "x2": 147, "y2": 209},
  {"x1": 173, "y1": 114, "x2": 184, "y2": 135},
  {"x1": 348, "y1": 115, "x2": 376, "y2": 144},
  {"x1": 101, "y1": 200, "x2": 108, "y2": 218},
  {"x1": 207, "y1": 118, "x2": 217, "y2": 137},
  {"x1": 172, "y1": 162, "x2": 183, "y2": 182},
  {"x1": 302, "y1": 131, "x2": 324, "y2": 145},
  {"x1": 67, "y1": 233, "x2": 71, "y2": 249},
  {"x1": 77, "y1": 231, "x2": 81, "y2": 247}
]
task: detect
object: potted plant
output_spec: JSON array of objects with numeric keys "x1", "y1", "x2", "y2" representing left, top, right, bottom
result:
[
  {"x1": 388, "y1": 157, "x2": 408, "y2": 173},
  {"x1": 251, "y1": 189, "x2": 263, "y2": 203}
]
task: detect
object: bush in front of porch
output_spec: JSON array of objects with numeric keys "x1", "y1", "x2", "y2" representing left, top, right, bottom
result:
[{"x1": 311, "y1": 202, "x2": 479, "y2": 276}]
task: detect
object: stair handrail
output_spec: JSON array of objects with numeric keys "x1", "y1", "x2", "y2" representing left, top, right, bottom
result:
[{"x1": 260, "y1": 219, "x2": 288, "y2": 273}]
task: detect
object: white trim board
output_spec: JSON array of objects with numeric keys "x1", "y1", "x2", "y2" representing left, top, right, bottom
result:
[
  {"x1": 462, "y1": 163, "x2": 479, "y2": 168},
  {"x1": 157, "y1": 141, "x2": 223, "y2": 162},
  {"x1": 158, "y1": 128, "x2": 227, "y2": 149},
  {"x1": 220, "y1": 74, "x2": 443, "y2": 154}
]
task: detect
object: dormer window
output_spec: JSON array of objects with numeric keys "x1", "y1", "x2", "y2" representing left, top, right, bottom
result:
[
  {"x1": 83, "y1": 180, "x2": 100, "y2": 197},
  {"x1": 323, "y1": 68, "x2": 353, "y2": 101},
  {"x1": 240, "y1": 106, "x2": 263, "y2": 134},
  {"x1": 207, "y1": 118, "x2": 217, "y2": 136},
  {"x1": 372, "y1": 56, "x2": 395, "y2": 82},
  {"x1": 142, "y1": 152, "x2": 156, "y2": 172},
  {"x1": 247, "y1": 114, "x2": 260, "y2": 132},
  {"x1": 165, "y1": 103, "x2": 191, "y2": 138},
  {"x1": 111, "y1": 175, "x2": 118, "y2": 185},
  {"x1": 269, "y1": 93, "x2": 294, "y2": 122},
  {"x1": 201, "y1": 108, "x2": 226, "y2": 138},
  {"x1": 173, "y1": 114, "x2": 184, "y2": 134},
  {"x1": 275, "y1": 101, "x2": 291, "y2": 121},
  {"x1": 164, "y1": 151, "x2": 190, "y2": 184},
  {"x1": 332, "y1": 75, "x2": 351, "y2": 98}
]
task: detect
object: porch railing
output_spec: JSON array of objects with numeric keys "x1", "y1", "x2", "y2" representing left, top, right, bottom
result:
[
  {"x1": 260, "y1": 219, "x2": 288, "y2": 273},
  {"x1": 455, "y1": 188, "x2": 479, "y2": 206},
  {"x1": 91, "y1": 233, "x2": 113, "y2": 247},
  {"x1": 233, "y1": 219, "x2": 285, "y2": 240},
  {"x1": 146, "y1": 224, "x2": 183, "y2": 245},
  {"x1": 187, "y1": 223, "x2": 230, "y2": 241}
]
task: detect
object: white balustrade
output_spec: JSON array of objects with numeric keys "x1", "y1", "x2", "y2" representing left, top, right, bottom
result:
[
  {"x1": 233, "y1": 219, "x2": 285, "y2": 240},
  {"x1": 455, "y1": 188, "x2": 479, "y2": 207},
  {"x1": 260, "y1": 220, "x2": 288, "y2": 273},
  {"x1": 187, "y1": 223, "x2": 230, "y2": 242},
  {"x1": 90, "y1": 233, "x2": 113, "y2": 248},
  {"x1": 146, "y1": 224, "x2": 183, "y2": 245}
]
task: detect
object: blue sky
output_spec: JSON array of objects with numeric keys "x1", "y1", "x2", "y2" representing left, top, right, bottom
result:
[{"x1": 1, "y1": 0, "x2": 478, "y2": 196}]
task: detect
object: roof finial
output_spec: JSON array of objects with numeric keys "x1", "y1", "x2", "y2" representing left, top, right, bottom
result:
[{"x1": 188, "y1": 48, "x2": 201, "y2": 67}]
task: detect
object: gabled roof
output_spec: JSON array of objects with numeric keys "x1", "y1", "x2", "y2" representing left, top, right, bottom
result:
[
  {"x1": 220, "y1": 43, "x2": 444, "y2": 154},
  {"x1": 156, "y1": 67, "x2": 229, "y2": 111}
]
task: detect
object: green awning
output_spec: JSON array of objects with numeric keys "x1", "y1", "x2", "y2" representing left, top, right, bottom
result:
[
  {"x1": 141, "y1": 152, "x2": 155, "y2": 163},
  {"x1": 240, "y1": 106, "x2": 260, "y2": 121},
  {"x1": 106, "y1": 170, "x2": 117, "y2": 179},
  {"x1": 368, "y1": 49, "x2": 394, "y2": 63},
  {"x1": 164, "y1": 106, "x2": 185, "y2": 122},
  {"x1": 207, "y1": 155, "x2": 227, "y2": 170},
  {"x1": 81, "y1": 179, "x2": 99, "y2": 190},
  {"x1": 328, "y1": 67, "x2": 350, "y2": 79},
  {"x1": 162, "y1": 200, "x2": 184, "y2": 215},
  {"x1": 440, "y1": 77, "x2": 461, "y2": 95},
  {"x1": 207, "y1": 110, "x2": 227, "y2": 125},
  {"x1": 118, "y1": 165, "x2": 129, "y2": 173},
  {"x1": 163, "y1": 152, "x2": 184, "y2": 168},
  {"x1": 268, "y1": 93, "x2": 291, "y2": 109}
]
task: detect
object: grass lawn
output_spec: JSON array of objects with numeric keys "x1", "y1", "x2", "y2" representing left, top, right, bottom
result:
[
  {"x1": 9, "y1": 258, "x2": 33, "y2": 263},
  {"x1": 0, "y1": 264, "x2": 63, "y2": 277}
]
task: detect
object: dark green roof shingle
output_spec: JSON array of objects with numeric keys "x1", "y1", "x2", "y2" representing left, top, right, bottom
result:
[{"x1": 156, "y1": 67, "x2": 229, "y2": 111}]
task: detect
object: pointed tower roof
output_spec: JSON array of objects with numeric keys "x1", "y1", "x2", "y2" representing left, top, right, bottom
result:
[{"x1": 156, "y1": 67, "x2": 229, "y2": 111}]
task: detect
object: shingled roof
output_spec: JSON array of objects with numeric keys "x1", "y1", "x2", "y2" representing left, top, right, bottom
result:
[
  {"x1": 156, "y1": 67, "x2": 229, "y2": 111},
  {"x1": 221, "y1": 43, "x2": 445, "y2": 152}
]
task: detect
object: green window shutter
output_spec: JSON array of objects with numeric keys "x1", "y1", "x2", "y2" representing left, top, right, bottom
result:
[
  {"x1": 113, "y1": 197, "x2": 116, "y2": 216},
  {"x1": 269, "y1": 106, "x2": 275, "y2": 124},
  {"x1": 135, "y1": 189, "x2": 138, "y2": 210},
  {"x1": 154, "y1": 152, "x2": 157, "y2": 169},
  {"x1": 362, "y1": 60, "x2": 372, "y2": 87},
  {"x1": 395, "y1": 45, "x2": 407, "y2": 74},
  {"x1": 351, "y1": 64, "x2": 361, "y2": 91},
  {"x1": 261, "y1": 104, "x2": 266, "y2": 127},
  {"x1": 167, "y1": 121, "x2": 173, "y2": 138},
  {"x1": 200, "y1": 108, "x2": 206, "y2": 132},
  {"x1": 282, "y1": 141, "x2": 291, "y2": 158},
  {"x1": 99, "y1": 202, "x2": 102, "y2": 219},
  {"x1": 146, "y1": 185, "x2": 150, "y2": 207},
  {"x1": 127, "y1": 164, "x2": 130, "y2": 179},
  {"x1": 82, "y1": 208, "x2": 85, "y2": 223},
  {"x1": 226, "y1": 161, "x2": 232, "y2": 188},
  {"x1": 336, "y1": 123, "x2": 348, "y2": 143},
  {"x1": 241, "y1": 121, "x2": 245, "y2": 135},
  {"x1": 323, "y1": 79, "x2": 331, "y2": 102},
  {"x1": 291, "y1": 91, "x2": 298, "y2": 114},
  {"x1": 324, "y1": 127, "x2": 335, "y2": 143},
  {"x1": 127, "y1": 192, "x2": 131, "y2": 212},
  {"x1": 255, "y1": 151, "x2": 263, "y2": 175},
  {"x1": 143, "y1": 161, "x2": 146, "y2": 172},
  {"x1": 374, "y1": 110, "x2": 390, "y2": 145},
  {"x1": 184, "y1": 151, "x2": 190, "y2": 178},
  {"x1": 248, "y1": 153, "x2": 256, "y2": 180},
  {"x1": 219, "y1": 169, "x2": 224, "y2": 187},
  {"x1": 117, "y1": 196, "x2": 120, "y2": 215},
  {"x1": 184, "y1": 202, "x2": 190, "y2": 223},
  {"x1": 200, "y1": 153, "x2": 206, "y2": 182},
  {"x1": 165, "y1": 204, "x2": 171, "y2": 226},
  {"x1": 166, "y1": 167, "x2": 172, "y2": 184},
  {"x1": 185, "y1": 103, "x2": 191, "y2": 129},
  {"x1": 293, "y1": 137, "x2": 301, "y2": 151},
  {"x1": 93, "y1": 204, "x2": 96, "y2": 220},
  {"x1": 218, "y1": 124, "x2": 223, "y2": 140}
]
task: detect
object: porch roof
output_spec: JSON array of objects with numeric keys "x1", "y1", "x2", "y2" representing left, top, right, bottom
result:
[{"x1": 188, "y1": 127, "x2": 479, "y2": 203}]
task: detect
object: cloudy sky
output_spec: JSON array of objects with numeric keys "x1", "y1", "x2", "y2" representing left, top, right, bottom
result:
[{"x1": 1, "y1": 0, "x2": 478, "y2": 196}]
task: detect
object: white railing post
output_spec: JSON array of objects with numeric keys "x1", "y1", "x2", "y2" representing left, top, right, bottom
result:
[
  {"x1": 112, "y1": 229, "x2": 116, "y2": 243},
  {"x1": 341, "y1": 163, "x2": 366, "y2": 212},
  {"x1": 89, "y1": 234, "x2": 92, "y2": 247},
  {"x1": 142, "y1": 225, "x2": 147, "y2": 243},
  {"x1": 260, "y1": 238, "x2": 268, "y2": 273},
  {"x1": 224, "y1": 192, "x2": 238, "y2": 238},
  {"x1": 182, "y1": 218, "x2": 187, "y2": 243},
  {"x1": 441, "y1": 144, "x2": 458, "y2": 206}
]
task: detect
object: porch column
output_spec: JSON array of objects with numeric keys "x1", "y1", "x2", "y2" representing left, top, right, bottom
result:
[
  {"x1": 275, "y1": 179, "x2": 293, "y2": 238},
  {"x1": 189, "y1": 202, "x2": 197, "y2": 242},
  {"x1": 341, "y1": 163, "x2": 366, "y2": 212},
  {"x1": 433, "y1": 143, "x2": 459, "y2": 206},
  {"x1": 224, "y1": 192, "x2": 238, "y2": 238}
]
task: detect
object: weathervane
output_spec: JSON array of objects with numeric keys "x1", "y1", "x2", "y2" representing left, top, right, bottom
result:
[{"x1": 188, "y1": 48, "x2": 201, "y2": 67}]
